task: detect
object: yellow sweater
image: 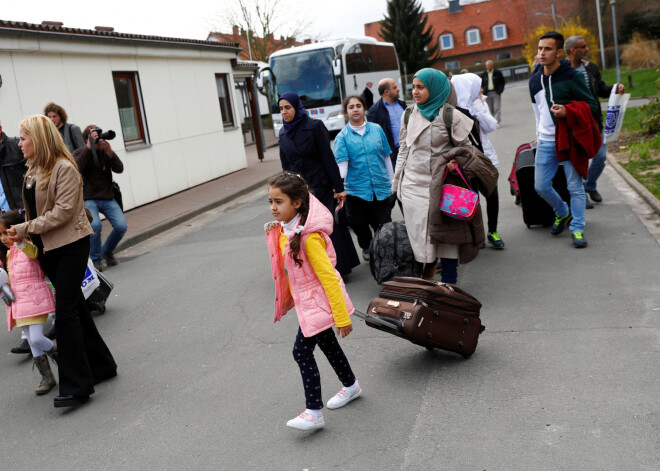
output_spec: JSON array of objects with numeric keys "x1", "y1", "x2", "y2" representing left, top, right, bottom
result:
[{"x1": 279, "y1": 231, "x2": 351, "y2": 328}]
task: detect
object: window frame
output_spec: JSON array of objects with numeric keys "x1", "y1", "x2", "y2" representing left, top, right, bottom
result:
[
  {"x1": 466, "y1": 28, "x2": 481, "y2": 46},
  {"x1": 492, "y1": 24, "x2": 508, "y2": 41},
  {"x1": 439, "y1": 33, "x2": 454, "y2": 51},
  {"x1": 215, "y1": 73, "x2": 236, "y2": 129},
  {"x1": 112, "y1": 72, "x2": 149, "y2": 146}
]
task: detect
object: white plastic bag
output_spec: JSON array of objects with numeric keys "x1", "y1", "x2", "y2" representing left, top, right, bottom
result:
[
  {"x1": 81, "y1": 258, "x2": 100, "y2": 299},
  {"x1": 603, "y1": 89, "x2": 631, "y2": 143}
]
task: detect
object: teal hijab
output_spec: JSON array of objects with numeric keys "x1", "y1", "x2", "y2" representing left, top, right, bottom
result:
[{"x1": 414, "y1": 68, "x2": 451, "y2": 122}]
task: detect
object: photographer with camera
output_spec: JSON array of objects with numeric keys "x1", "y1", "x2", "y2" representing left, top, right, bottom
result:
[{"x1": 73, "y1": 125, "x2": 126, "y2": 271}]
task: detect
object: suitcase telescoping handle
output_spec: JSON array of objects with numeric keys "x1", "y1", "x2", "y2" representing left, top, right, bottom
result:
[{"x1": 353, "y1": 310, "x2": 404, "y2": 336}]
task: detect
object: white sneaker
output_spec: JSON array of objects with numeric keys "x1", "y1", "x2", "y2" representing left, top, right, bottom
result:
[
  {"x1": 286, "y1": 411, "x2": 325, "y2": 431},
  {"x1": 327, "y1": 382, "x2": 362, "y2": 409}
]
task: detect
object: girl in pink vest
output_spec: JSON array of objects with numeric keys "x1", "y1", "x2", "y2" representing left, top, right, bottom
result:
[
  {"x1": 1, "y1": 210, "x2": 57, "y2": 395},
  {"x1": 266, "y1": 172, "x2": 362, "y2": 431}
]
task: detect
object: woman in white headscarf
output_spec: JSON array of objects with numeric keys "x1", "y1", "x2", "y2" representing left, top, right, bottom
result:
[{"x1": 451, "y1": 73, "x2": 505, "y2": 249}]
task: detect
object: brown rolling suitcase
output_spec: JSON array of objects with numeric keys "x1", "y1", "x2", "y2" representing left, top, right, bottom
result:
[{"x1": 355, "y1": 277, "x2": 484, "y2": 357}]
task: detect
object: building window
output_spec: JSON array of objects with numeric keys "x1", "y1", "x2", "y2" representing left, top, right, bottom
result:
[
  {"x1": 492, "y1": 24, "x2": 508, "y2": 41},
  {"x1": 112, "y1": 72, "x2": 148, "y2": 145},
  {"x1": 466, "y1": 29, "x2": 481, "y2": 46},
  {"x1": 445, "y1": 60, "x2": 460, "y2": 70},
  {"x1": 216, "y1": 74, "x2": 235, "y2": 128},
  {"x1": 496, "y1": 52, "x2": 512, "y2": 60},
  {"x1": 439, "y1": 34, "x2": 454, "y2": 50}
]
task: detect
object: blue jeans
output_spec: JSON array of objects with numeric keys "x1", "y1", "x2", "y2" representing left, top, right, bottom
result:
[
  {"x1": 584, "y1": 142, "x2": 607, "y2": 191},
  {"x1": 534, "y1": 140, "x2": 586, "y2": 233},
  {"x1": 86, "y1": 199, "x2": 127, "y2": 261}
]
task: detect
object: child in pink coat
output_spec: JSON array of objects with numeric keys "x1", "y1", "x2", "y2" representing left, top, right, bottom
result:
[
  {"x1": 1, "y1": 210, "x2": 57, "y2": 395},
  {"x1": 265, "y1": 172, "x2": 362, "y2": 431}
]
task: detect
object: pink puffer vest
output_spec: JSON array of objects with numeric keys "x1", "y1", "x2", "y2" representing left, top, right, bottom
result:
[
  {"x1": 6, "y1": 247, "x2": 56, "y2": 331},
  {"x1": 265, "y1": 193, "x2": 354, "y2": 337}
]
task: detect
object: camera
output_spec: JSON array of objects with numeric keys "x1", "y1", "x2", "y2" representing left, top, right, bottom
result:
[{"x1": 93, "y1": 127, "x2": 116, "y2": 142}]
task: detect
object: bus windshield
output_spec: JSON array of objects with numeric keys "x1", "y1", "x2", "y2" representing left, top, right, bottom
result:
[{"x1": 269, "y1": 47, "x2": 341, "y2": 113}]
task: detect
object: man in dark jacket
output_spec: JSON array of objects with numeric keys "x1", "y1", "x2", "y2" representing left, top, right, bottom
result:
[
  {"x1": 361, "y1": 81, "x2": 374, "y2": 109},
  {"x1": 0, "y1": 125, "x2": 28, "y2": 212},
  {"x1": 479, "y1": 60, "x2": 505, "y2": 124},
  {"x1": 0, "y1": 123, "x2": 33, "y2": 355},
  {"x1": 367, "y1": 78, "x2": 406, "y2": 167},
  {"x1": 74, "y1": 125, "x2": 127, "y2": 271},
  {"x1": 565, "y1": 35, "x2": 625, "y2": 204}
]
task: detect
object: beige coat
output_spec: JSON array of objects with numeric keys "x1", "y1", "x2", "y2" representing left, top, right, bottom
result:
[
  {"x1": 15, "y1": 159, "x2": 93, "y2": 252},
  {"x1": 392, "y1": 105, "x2": 473, "y2": 264}
]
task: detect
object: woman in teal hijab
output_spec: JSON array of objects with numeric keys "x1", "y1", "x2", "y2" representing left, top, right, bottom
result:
[
  {"x1": 413, "y1": 68, "x2": 451, "y2": 121},
  {"x1": 392, "y1": 67, "x2": 477, "y2": 284}
]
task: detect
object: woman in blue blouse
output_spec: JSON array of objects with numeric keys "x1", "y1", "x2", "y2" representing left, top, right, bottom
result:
[{"x1": 333, "y1": 95, "x2": 393, "y2": 260}]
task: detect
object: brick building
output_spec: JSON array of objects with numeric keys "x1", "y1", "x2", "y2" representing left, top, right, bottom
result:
[
  {"x1": 365, "y1": 0, "x2": 527, "y2": 70},
  {"x1": 208, "y1": 26, "x2": 306, "y2": 62},
  {"x1": 364, "y1": 0, "x2": 652, "y2": 71}
]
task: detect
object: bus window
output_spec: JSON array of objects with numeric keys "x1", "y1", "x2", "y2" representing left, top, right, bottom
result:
[
  {"x1": 270, "y1": 48, "x2": 340, "y2": 113},
  {"x1": 346, "y1": 44, "x2": 399, "y2": 74}
]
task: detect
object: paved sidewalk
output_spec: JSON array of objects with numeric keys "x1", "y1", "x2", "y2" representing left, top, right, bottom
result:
[{"x1": 104, "y1": 135, "x2": 282, "y2": 254}]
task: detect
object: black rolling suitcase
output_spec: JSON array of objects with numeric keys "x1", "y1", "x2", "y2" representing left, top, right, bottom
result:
[
  {"x1": 86, "y1": 271, "x2": 113, "y2": 314},
  {"x1": 354, "y1": 277, "x2": 484, "y2": 358},
  {"x1": 369, "y1": 221, "x2": 423, "y2": 284},
  {"x1": 514, "y1": 142, "x2": 570, "y2": 227}
]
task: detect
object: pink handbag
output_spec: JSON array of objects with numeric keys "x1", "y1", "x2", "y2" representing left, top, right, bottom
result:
[{"x1": 439, "y1": 165, "x2": 479, "y2": 221}]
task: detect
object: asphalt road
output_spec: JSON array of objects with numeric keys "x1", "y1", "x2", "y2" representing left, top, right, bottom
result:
[{"x1": 1, "y1": 85, "x2": 658, "y2": 470}]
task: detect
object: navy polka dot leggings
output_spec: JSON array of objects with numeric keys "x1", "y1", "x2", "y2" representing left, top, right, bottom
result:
[{"x1": 293, "y1": 326, "x2": 356, "y2": 410}]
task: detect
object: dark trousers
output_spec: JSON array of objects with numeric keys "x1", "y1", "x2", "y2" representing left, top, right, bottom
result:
[
  {"x1": 293, "y1": 327, "x2": 356, "y2": 410},
  {"x1": 391, "y1": 147, "x2": 399, "y2": 168},
  {"x1": 40, "y1": 236, "x2": 116, "y2": 396},
  {"x1": 485, "y1": 187, "x2": 499, "y2": 233},
  {"x1": 346, "y1": 194, "x2": 392, "y2": 250}
]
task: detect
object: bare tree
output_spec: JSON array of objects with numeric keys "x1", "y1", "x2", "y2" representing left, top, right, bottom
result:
[{"x1": 215, "y1": 0, "x2": 312, "y2": 62}]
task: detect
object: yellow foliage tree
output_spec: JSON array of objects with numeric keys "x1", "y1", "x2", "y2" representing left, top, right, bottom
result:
[{"x1": 522, "y1": 18, "x2": 600, "y2": 69}]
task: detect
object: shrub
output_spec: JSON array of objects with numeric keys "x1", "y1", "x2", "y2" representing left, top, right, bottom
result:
[
  {"x1": 640, "y1": 97, "x2": 660, "y2": 135},
  {"x1": 620, "y1": 10, "x2": 660, "y2": 43},
  {"x1": 621, "y1": 33, "x2": 660, "y2": 70},
  {"x1": 522, "y1": 18, "x2": 600, "y2": 69}
]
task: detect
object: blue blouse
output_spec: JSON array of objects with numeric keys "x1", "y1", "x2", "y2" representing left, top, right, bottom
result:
[{"x1": 333, "y1": 122, "x2": 392, "y2": 201}]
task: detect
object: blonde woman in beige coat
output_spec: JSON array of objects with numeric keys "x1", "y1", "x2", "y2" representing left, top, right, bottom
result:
[
  {"x1": 392, "y1": 69, "x2": 474, "y2": 283},
  {"x1": 8, "y1": 115, "x2": 116, "y2": 408}
]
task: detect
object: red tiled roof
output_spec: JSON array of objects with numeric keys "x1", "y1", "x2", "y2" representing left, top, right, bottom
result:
[
  {"x1": 365, "y1": 0, "x2": 527, "y2": 59},
  {"x1": 0, "y1": 20, "x2": 240, "y2": 50}
]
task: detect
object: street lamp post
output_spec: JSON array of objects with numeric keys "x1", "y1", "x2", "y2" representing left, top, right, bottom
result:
[
  {"x1": 610, "y1": 0, "x2": 621, "y2": 83},
  {"x1": 595, "y1": 0, "x2": 607, "y2": 68}
]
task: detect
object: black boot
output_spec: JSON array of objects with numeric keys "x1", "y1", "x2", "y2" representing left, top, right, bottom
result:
[{"x1": 11, "y1": 338, "x2": 31, "y2": 355}]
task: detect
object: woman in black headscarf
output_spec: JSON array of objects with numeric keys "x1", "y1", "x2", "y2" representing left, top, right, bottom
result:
[{"x1": 278, "y1": 92, "x2": 360, "y2": 276}]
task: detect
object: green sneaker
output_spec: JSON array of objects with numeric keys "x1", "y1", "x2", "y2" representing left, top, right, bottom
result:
[
  {"x1": 487, "y1": 231, "x2": 505, "y2": 249},
  {"x1": 572, "y1": 232, "x2": 588, "y2": 248},
  {"x1": 551, "y1": 211, "x2": 572, "y2": 236}
]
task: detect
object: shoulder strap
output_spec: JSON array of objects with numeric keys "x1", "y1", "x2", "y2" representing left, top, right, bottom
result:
[
  {"x1": 443, "y1": 104, "x2": 454, "y2": 143},
  {"x1": 403, "y1": 105, "x2": 414, "y2": 127}
]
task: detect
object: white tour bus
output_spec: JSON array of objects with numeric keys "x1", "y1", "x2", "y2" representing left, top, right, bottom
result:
[{"x1": 257, "y1": 37, "x2": 401, "y2": 137}]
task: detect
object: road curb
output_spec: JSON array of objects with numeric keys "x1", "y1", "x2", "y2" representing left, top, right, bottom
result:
[
  {"x1": 607, "y1": 153, "x2": 660, "y2": 217},
  {"x1": 114, "y1": 172, "x2": 279, "y2": 253}
]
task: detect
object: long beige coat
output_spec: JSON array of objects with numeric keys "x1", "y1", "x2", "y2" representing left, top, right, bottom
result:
[{"x1": 392, "y1": 105, "x2": 474, "y2": 264}]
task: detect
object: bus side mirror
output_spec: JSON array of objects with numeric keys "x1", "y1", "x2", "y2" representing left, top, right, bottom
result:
[
  {"x1": 256, "y1": 69, "x2": 270, "y2": 91},
  {"x1": 332, "y1": 58, "x2": 342, "y2": 77}
]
